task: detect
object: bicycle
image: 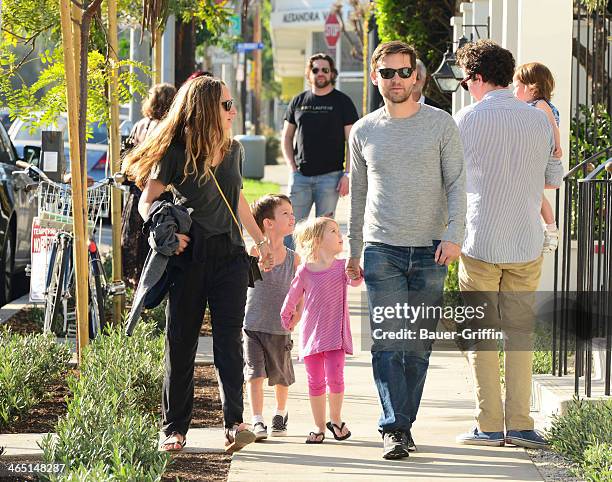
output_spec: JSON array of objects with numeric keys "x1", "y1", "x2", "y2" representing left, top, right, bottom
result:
[{"x1": 19, "y1": 164, "x2": 125, "y2": 338}]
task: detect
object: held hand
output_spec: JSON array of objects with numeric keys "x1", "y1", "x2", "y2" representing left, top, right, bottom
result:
[
  {"x1": 346, "y1": 257, "x2": 362, "y2": 280},
  {"x1": 336, "y1": 174, "x2": 349, "y2": 197},
  {"x1": 175, "y1": 233, "x2": 190, "y2": 255},
  {"x1": 434, "y1": 241, "x2": 461, "y2": 266},
  {"x1": 257, "y1": 240, "x2": 274, "y2": 271}
]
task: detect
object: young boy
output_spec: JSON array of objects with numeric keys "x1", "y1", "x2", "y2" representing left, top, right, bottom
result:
[{"x1": 244, "y1": 194, "x2": 301, "y2": 440}]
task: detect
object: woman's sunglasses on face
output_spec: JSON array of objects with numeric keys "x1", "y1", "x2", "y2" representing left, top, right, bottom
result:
[
  {"x1": 377, "y1": 67, "x2": 415, "y2": 79},
  {"x1": 311, "y1": 67, "x2": 330, "y2": 74},
  {"x1": 221, "y1": 99, "x2": 234, "y2": 112}
]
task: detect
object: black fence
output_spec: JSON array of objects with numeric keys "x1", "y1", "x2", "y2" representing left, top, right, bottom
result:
[{"x1": 554, "y1": 149, "x2": 612, "y2": 397}]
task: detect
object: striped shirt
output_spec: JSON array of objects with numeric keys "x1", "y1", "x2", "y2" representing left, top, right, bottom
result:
[
  {"x1": 454, "y1": 89, "x2": 564, "y2": 264},
  {"x1": 280, "y1": 259, "x2": 362, "y2": 359}
]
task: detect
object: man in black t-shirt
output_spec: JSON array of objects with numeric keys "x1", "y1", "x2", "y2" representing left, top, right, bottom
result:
[{"x1": 281, "y1": 53, "x2": 359, "y2": 246}]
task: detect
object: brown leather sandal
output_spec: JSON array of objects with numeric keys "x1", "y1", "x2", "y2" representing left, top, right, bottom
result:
[
  {"x1": 160, "y1": 432, "x2": 186, "y2": 452},
  {"x1": 305, "y1": 431, "x2": 325, "y2": 444}
]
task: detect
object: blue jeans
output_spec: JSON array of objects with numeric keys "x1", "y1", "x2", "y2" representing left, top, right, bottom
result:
[
  {"x1": 364, "y1": 242, "x2": 447, "y2": 433},
  {"x1": 285, "y1": 170, "x2": 343, "y2": 249}
]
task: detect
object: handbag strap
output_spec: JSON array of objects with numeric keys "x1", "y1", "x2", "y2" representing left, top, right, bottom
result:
[{"x1": 207, "y1": 166, "x2": 247, "y2": 246}]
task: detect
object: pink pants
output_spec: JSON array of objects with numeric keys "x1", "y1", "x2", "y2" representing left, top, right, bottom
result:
[{"x1": 303, "y1": 349, "x2": 345, "y2": 396}]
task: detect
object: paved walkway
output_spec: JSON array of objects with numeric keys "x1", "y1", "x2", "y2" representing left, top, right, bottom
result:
[
  {"x1": 228, "y1": 161, "x2": 544, "y2": 481},
  {"x1": 0, "y1": 162, "x2": 545, "y2": 480}
]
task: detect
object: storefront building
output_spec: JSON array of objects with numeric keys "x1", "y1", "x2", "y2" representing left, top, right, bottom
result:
[{"x1": 270, "y1": 0, "x2": 364, "y2": 125}]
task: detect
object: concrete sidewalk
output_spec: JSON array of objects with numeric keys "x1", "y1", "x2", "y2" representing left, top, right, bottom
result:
[
  {"x1": 228, "y1": 161, "x2": 544, "y2": 481},
  {"x1": 0, "y1": 163, "x2": 545, "y2": 479}
]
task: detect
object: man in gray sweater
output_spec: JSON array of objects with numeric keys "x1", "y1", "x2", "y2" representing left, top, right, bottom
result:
[{"x1": 347, "y1": 40, "x2": 466, "y2": 460}]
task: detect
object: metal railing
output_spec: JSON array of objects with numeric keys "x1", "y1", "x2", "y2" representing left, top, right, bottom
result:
[{"x1": 554, "y1": 148, "x2": 612, "y2": 397}]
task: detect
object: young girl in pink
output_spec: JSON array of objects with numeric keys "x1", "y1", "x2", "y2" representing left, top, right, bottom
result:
[
  {"x1": 513, "y1": 62, "x2": 561, "y2": 253},
  {"x1": 280, "y1": 217, "x2": 362, "y2": 444}
]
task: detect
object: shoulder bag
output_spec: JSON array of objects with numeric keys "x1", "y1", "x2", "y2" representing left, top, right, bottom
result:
[{"x1": 207, "y1": 167, "x2": 263, "y2": 288}]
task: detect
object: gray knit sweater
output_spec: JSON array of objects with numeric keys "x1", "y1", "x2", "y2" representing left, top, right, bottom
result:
[{"x1": 348, "y1": 105, "x2": 466, "y2": 257}]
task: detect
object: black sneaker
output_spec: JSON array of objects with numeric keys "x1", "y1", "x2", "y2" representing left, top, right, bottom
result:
[
  {"x1": 406, "y1": 430, "x2": 417, "y2": 452},
  {"x1": 271, "y1": 413, "x2": 288, "y2": 437},
  {"x1": 383, "y1": 431, "x2": 410, "y2": 460}
]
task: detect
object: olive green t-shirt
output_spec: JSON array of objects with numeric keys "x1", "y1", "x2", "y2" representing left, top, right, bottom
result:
[{"x1": 150, "y1": 139, "x2": 245, "y2": 247}]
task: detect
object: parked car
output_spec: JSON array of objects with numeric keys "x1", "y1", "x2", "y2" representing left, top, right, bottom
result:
[
  {"x1": 0, "y1": 120, "x2": 40, "y2": 306},
  {"x1": 8, "y1": 113, "x2": 115, "y2": 182},
  {"x1": 0, "y1": 108, "x2": 13, "y2": 131}
]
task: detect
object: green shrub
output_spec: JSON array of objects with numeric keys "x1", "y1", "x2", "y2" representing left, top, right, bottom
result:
[
  {"x1": 444, "y1": 261, "x2": 459, "y2": 292},
  {"x1": 547, "y1": 397, "x2": 612, "y2": 465},
  {"x1": 0, "y1": 331, "x2": 71, "y2": 430},
  {"x1": 263, "y1": 127, "x2": 281, "y2": 165},
  {"x1": 532, "y1": 350, "x2": 553, "y2": 374},
  {"x1": 40, "y1": 322, "x2": 168, "y2": 481},
  {"x1": 581, "y1": 443, "x2": 612, "y2": 481}
]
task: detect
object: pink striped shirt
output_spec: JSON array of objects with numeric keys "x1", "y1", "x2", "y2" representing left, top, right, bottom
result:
[{"x1": 280, "y1": 258, "x2": 362, "y2": 359}]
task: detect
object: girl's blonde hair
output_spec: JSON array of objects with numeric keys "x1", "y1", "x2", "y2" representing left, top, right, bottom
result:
[
  {"x1": 514, "y1": 62, "x2": 555, "y2": 101},
  {"x1": 294, "y1": 217, "x2": 337, "y2": 262},
  {"x1": 122, "y1": 76, "x2": 231, "y2": 188}
]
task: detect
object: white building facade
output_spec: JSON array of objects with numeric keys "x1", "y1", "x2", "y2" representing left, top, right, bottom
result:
[{"x1": 270, "y1": 0, "x2": 365, "y2": 124}]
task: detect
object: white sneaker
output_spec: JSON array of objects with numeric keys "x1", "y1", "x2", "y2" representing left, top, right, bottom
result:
[
  {"x1": 543, "y1": 227, "x2": 559, "y2": 254},
  {"x1": 253, "y1": 421, "x2": 268, "y2": 441}
]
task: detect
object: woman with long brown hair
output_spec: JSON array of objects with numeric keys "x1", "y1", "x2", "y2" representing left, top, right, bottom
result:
[
  {"x1": 121, "y1": 82, "x2": 177, "y2": 287},
  {"x1": 123, "y1": 76, "x2": 273, "y2": 453}
]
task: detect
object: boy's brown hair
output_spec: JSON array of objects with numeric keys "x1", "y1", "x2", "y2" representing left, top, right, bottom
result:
[
  {"x1": 370, "y1": 41, "x2": 417, "y2": 72},
  {"x1": 251, "y1": 194, "x2": 292, "y2": 232},
  {"x1": 514, "y1": 62, "x2": 555, "y2": 101}
]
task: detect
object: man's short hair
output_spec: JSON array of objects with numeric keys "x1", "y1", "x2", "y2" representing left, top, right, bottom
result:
[
  {"x1": 371, "y1": 41, "x2": 417, "y2": 72},
  {"x1": 455, "y1": 39, "x2": 515, "y2": 88},
  {"x1": 251, "y1": 194, "x2": 292, "y2": 232},
  {"x1": 306, "y1": 53, "x2": 338, "y2": 85}
]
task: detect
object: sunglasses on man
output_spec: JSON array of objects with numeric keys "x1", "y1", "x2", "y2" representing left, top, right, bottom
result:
[
  {"x1": 376, "y1": 67, "x2": 415, "y2": 79},
  {"x1": 221, "y1": 99, "x2": 234, "y2": 112},
  {"x1": 311, "y1": 67, "x2": 331, "y2": 74},
  {"x1": 460, "y1": 76, "x2": 471, "y2": 91}
]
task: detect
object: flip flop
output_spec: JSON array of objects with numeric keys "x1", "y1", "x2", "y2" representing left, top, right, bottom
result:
[
  {"x1": 160, "y1": 432, "x2": 186, "y2": 452},
  {"x1": 225, "y1": 427, "x2": 256, "y2": 454},
  {"x1": 305, "y1": 431, "x2": 325, "y2": 444},
  {"x1": 326, "y1": 421, "x2": 351, "y2": 441}
]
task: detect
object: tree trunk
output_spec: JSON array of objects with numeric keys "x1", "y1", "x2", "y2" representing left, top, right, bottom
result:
[{"x1": 174, "y1": 19, "x2": 196, "y2": 87}]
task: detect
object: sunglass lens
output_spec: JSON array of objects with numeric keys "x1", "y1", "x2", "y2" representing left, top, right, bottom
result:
[
  {"x1": 398, "y1": 67, "x2": 413, "y2": 78},
  {"x1": 322, "y1": 67, "x2": 330, "y2": 74},
  {"x1": 222, "y1": 100, "x2": 233, "y2": 111},
  {"x1": 312, "y1": 68, "x2": 319, "y2": 74},
  {"x1": 379, "y1": 68, "x2": 394, "y2": 79}
]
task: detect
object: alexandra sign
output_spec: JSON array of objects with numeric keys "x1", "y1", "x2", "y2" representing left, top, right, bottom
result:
[
  {"x1": 282, "y1": 11, "x2": 328, "y2": 23},
  {"x1": 270, "y1": 7, "x2": 352, "y2": 29}
]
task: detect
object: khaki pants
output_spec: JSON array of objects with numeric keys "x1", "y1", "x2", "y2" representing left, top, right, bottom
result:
[{"x1": 459, "y1": 254, "x2": 543, "y2": 432}]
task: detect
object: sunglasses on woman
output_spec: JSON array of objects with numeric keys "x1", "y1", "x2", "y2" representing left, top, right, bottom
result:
[
  {"x1": 221, "y1": 99, "x2": 234, "y2": 112},
  {"x1": 377, "y1": 67, "x2": 415, "y2": 79},
  {"x1": 311, "y1": 67, "x2": 330, "y2": 74}
]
